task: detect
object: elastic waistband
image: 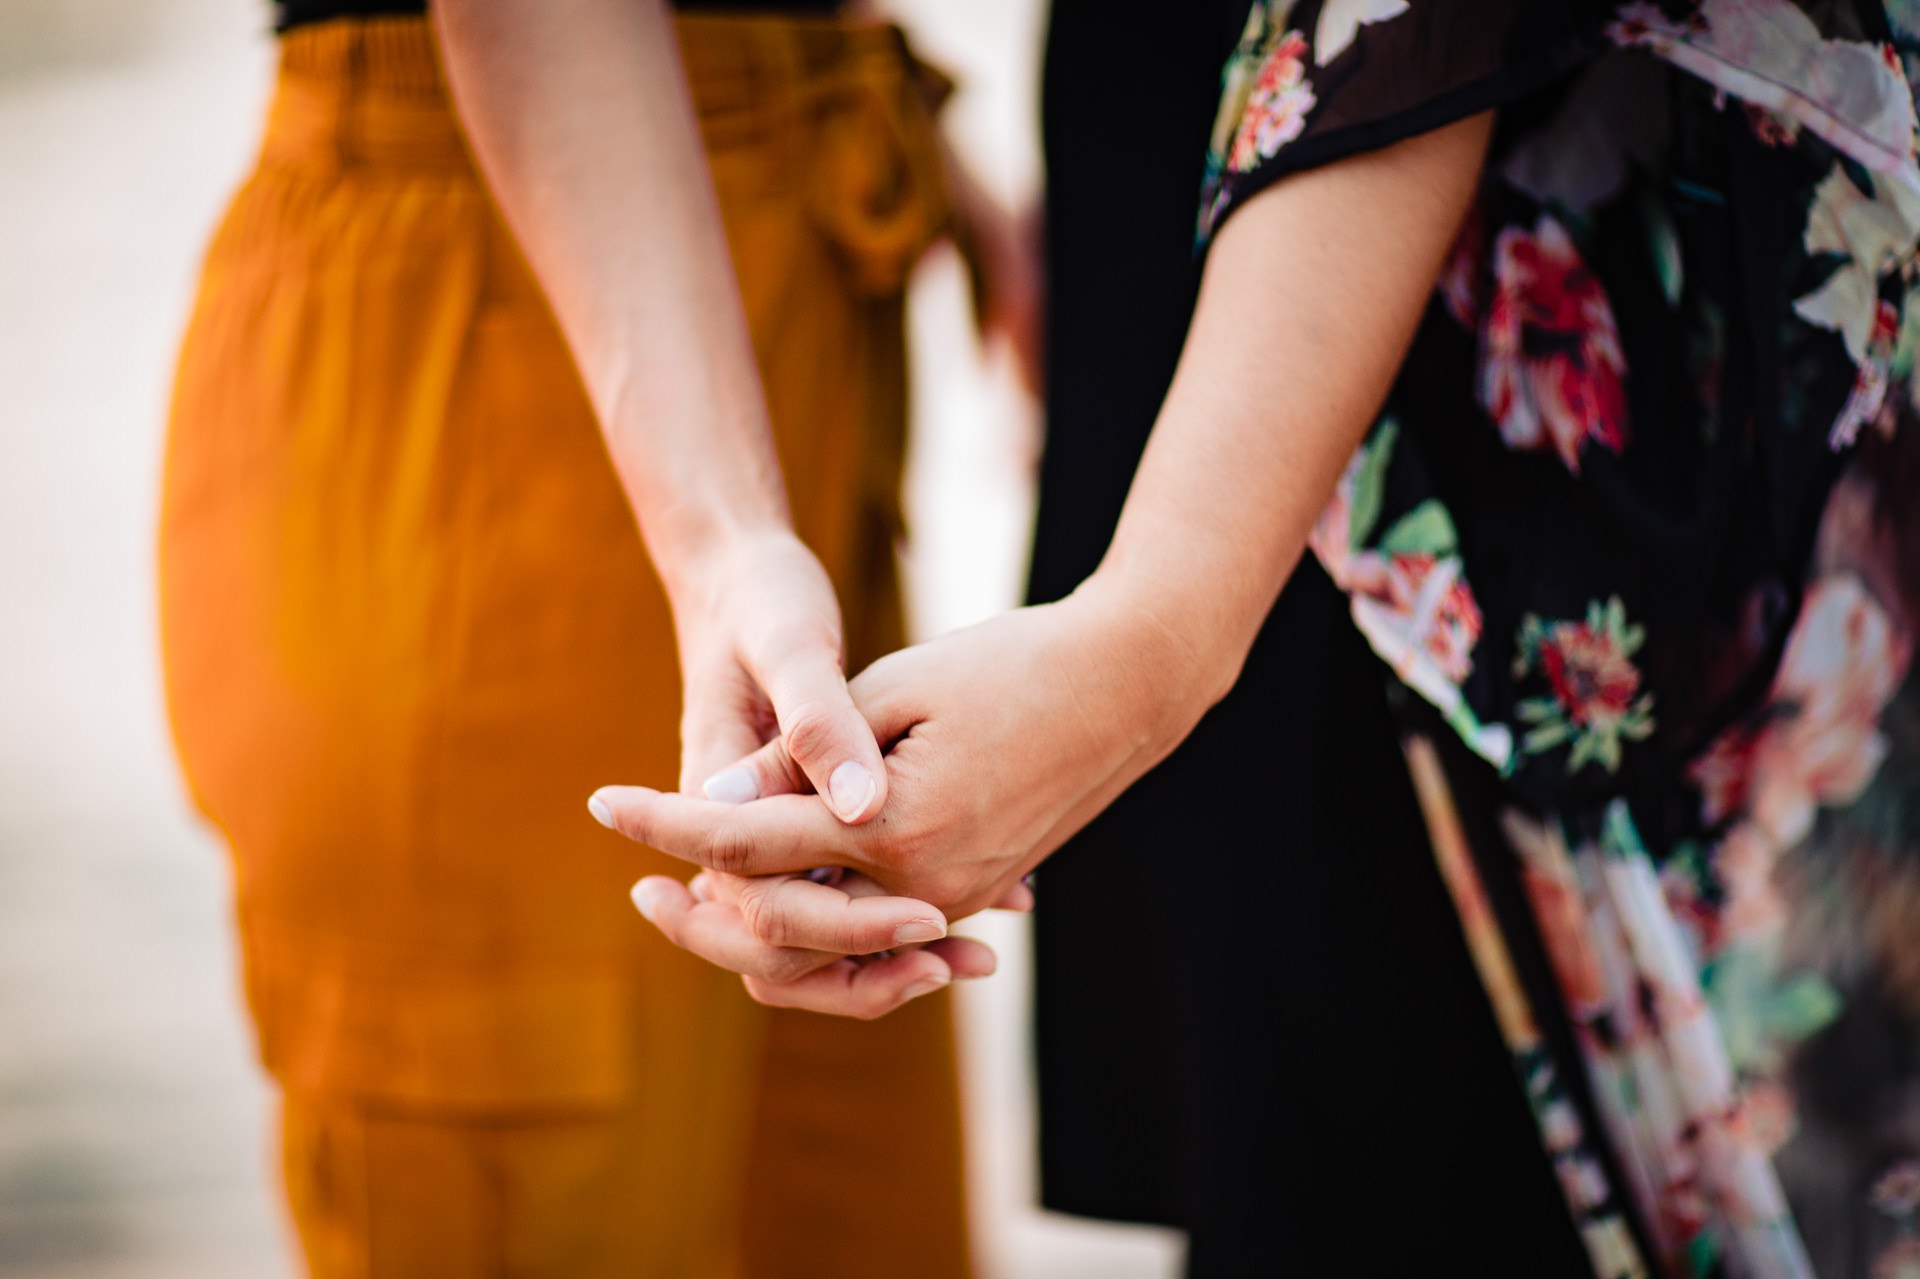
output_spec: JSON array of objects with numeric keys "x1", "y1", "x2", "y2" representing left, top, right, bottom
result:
[{"x1": 265, "y1": 13, "x2": 934, "y2": 173}]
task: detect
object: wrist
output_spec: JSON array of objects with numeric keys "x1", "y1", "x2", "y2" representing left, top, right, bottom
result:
[
  {"x1": 1061, "y1": 562, "x2": 1249, "y2": 762},
  {"x1": 599, "y1": 393, "x2": 795, "y2": 608},
  {"x1": 655, "y1": 521, "x2": 812, "y2": 627}
]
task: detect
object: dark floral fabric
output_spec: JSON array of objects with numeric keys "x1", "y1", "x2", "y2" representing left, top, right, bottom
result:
[{"x1": 1202, "y1": 3, "x2": 1920, "y2": 1278}]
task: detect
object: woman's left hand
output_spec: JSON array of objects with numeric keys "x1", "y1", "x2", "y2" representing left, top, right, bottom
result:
[{"x1": 591, "y1": 578, "x2": 1218, "y2": 1013}]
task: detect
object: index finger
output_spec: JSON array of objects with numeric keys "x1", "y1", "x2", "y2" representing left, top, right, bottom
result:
[
  {"x1": 630, "y1": 876, "x2": 840, "y2": 984},
  {"x1": 589, "y1": 786, "x2": 849, "y2": 877},
  {"x1": 728, "y1": 873, "x2": 947, "y2": 953}
]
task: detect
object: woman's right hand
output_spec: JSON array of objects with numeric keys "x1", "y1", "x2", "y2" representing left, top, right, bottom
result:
[
  {"x1": 663, "y1": 527, "x2": 887, "y2": 819},
  {"x1": 437, "y1": 1, "x2": 899, "y2": 826}
]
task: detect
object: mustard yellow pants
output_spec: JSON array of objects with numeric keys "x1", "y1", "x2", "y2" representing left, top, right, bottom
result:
[{"x1": 159, "y1": 17, "x2": 968, "y2": 1277}]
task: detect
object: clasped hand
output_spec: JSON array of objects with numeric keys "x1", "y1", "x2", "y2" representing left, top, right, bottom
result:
[{"x1": 591, "y1": 575, "x2": 1209, "y2": 1019}]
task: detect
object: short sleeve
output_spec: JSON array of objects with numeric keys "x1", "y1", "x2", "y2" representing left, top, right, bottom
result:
[{"x1": 1198, "y1": 0, "x2": 1606, "y2": 243}]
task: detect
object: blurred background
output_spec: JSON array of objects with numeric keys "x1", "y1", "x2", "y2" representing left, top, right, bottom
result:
[{"x1": 0, "y1": 0, "x2": 1182, "y2": 1275}]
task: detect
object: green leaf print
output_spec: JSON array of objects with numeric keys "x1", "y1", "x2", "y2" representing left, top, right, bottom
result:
[
  {"x1": 1766, "y1": 974, "x2": 1843, "y2": 1043},
  {"x1": 1346, "y1": 416, "x2": 1398, "y2": 551},
  {"x1": 1703, "y1": 941, "x2": 1843, "y2": 1075},
  {"x1": 1377, "y1": 499, "x2": 1459, "y2": 558},
  {"x1": 1640, "y1": 189, "x2": 1683, "y2": 309}
]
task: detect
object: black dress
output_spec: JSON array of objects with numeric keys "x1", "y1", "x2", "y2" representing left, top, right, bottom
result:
[
  {"x1": 1027, "y1": 2, "x2": 1592, "y2": 1275},
  {"x1": 1042, "y1": 2, "x2": 1920, "y2": 1276}
]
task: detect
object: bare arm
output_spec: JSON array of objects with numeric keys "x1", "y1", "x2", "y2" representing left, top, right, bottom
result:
[
  {"x1": 1096, "y1": 112, "x2": 1494, "y2": 731},
  {"x1": 595, "y1": 113, "x2": 1495, "y2": 1017},
  {"x1": 435, "y1": 0, "x2": 894, "y2": 821}
]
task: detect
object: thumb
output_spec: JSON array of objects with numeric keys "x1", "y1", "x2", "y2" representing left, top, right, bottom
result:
[{"x1": 744, "y1": 644, "x2": 888, "y2": 824}]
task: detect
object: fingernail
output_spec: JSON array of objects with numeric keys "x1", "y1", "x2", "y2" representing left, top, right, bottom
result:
[
  {"x1": 630, "y1": 879, "x2": 662, "y2": 922},
  {"x1": 828, "y1": 761, "x2": 877, "y2": 822},
  {"x1": 805, "y1": 866, "x2": 847, "y2": 887},
  {"x1": 588, "y1": 793, "x2": 616, "y2": 829},
  {"x1": 900, "y1": 974, "x2": 950, "y2": 1001},
  {"x1": 689, "y1": 873, "x2": 715, "y2": 904},
  {"x1": 892, "y1": 918, "x2": 946, "y2": 946},
  {"x1": 702, "y1": 766, "x2": 759, "y2": 805}
]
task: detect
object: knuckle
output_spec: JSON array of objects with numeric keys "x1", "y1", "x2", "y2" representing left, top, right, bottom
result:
[
  {"x1": 738, "y1": 888, "x2": 793, "y2": 949},
  {"x1": 780, "y1": 705, "x2": 841, "y2": 768},
  {"x1": 700, "y1": 818, "x2": 757, "y2": 876},
  {"x1": 838, "y1": 918, "x2": 880, "y2": 956}
]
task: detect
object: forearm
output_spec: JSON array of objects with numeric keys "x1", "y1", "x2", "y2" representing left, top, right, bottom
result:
[
  {"x1": 1084, "y1": 113, "x2": 1494, "y2": 741},
  {"x1": 434, "y1": 0, "x2": 788, "y2": 598}
]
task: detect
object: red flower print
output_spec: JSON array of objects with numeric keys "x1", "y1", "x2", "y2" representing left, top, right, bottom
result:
[
  {"x1": 1830, "y1": 299, "x2": 1903, "y2": 449},
  {"x1": 1349, "y1": 551, "x2": 1482, "y2": 685},
  {"x1": 1540, "y1": 623, "x2": 1641, "y2": 725},
  {"x1": 1515, "y1": 598, "x2": 1655, "y2": 773},
  {"x1": 1227, "y1": 31, "x2": 1316, "y2": 172},
  {"x1": 1873, "y1": 297, "x2": 1900, "y2": 345},
  {"x1": 1690, "y1": 574, "x2": 1911, "y2": 847},
  {"x1": 1480, "y1": 215, "x2": 1629, "y2": 474},
  {"x1": 1743, "y1": 103, "x2": 1801, "y2": 148},
  {"x1": 1690, "y1": 718, "x2": 1763, "y2": 825},
  {"x1": 1604, "y1": 2, "x2": 1667, "y2": 45},
  {"x1": 1656, "y1": 1172, "x2": 1711, "y2": 1256}
]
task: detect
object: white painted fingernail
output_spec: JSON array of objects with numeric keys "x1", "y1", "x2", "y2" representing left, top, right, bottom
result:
[
  {"x1": 828, "y1": 761, "x2": 876, "y2": 822},
  {"x1": 588, "y1": 794, "x2": 616, "y2": 829},
  {"x1": 900, "y1": 974, "x2": 950, "y2": 1001},
  {"x1": 630, "y1": 879, "x2": 662, "y2": 922},
  {"x1": 702, "y1": 766, "x2": 759, "y2": 805},
  {"x1": 892, "y1": 919, "x2": 945, "y2": 946}
]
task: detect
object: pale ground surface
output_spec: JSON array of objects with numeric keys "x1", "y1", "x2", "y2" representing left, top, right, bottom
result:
[{"x1": 0, "y1": 1, "x2": 1182, "y2": 1276}]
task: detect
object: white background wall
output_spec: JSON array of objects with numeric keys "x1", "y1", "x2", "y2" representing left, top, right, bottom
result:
[{"x1": 0, "y1": 1, "x2": 1182, "y2": 1275}]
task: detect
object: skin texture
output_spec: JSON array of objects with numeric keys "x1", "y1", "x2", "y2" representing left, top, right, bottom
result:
[
  {"x1": 434, "y1": 0, "x2": 1033, "y2": 998},
  {"x1": 595, "y1": 111, "x2": 1498, "y2": 1018},
  {"x1": 436, "y1": 0, "x2": 890, "y2": 816}
]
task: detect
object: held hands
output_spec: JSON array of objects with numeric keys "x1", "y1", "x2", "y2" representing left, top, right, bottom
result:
[
  {"x1": 591, "y1": 579, "x2": 1216, "y2": 1018},
  {"x1": 587, "y1": 117, "x2": 1496, "y2": 1017},
  {"x1": 621, "y1": 526, "x2": 1009, "y2": 1012}
]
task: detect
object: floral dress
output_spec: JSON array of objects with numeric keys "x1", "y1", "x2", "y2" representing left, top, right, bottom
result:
[{"x1": 1200, "y1": 3, "x2": 1920, "y2": 1277}]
